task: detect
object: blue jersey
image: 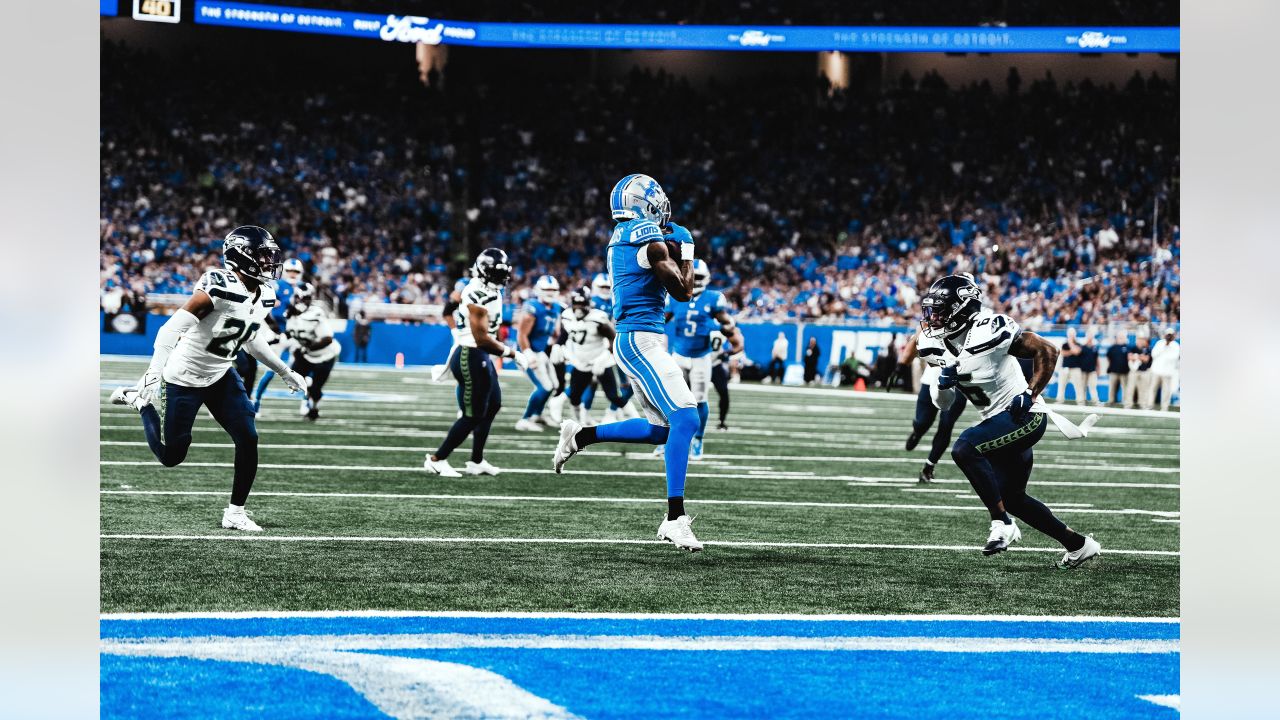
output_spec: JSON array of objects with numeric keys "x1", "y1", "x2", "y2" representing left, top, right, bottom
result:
[
  {"x1": 607, "y1": 218, "x2": 667, "y2": 333},
  {"x1": 271, "y1": 279, "x2": 296, "y2": 325},
  {"x1": 590, "y1": 295, "x2": 611, "y2": 314},
  {"x1": 668, "y1": 289, "x2": 728, "y2": 358},
  {"x1": 520, "y1": 299, "x2": 561, "y2": 353}
]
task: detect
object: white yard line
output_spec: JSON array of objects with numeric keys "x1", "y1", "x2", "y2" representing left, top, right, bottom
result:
[
  {"x1": 100, "y1": 489, "x2": 1178, "y2": 517},
  {"x1": 99, "y1": 533, "x2": 1180, "y2": 556}
]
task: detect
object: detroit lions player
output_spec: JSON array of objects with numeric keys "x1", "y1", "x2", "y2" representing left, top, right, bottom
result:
[
  {"x1": 515, "y1": 275, "x2": 562, "y2": 431},
  {"x1": 663, "y1": 259, "x2": 742, "y2": 459},
  {"x1": 425, "y1": 249, "x2": 530, "y2": 477},
  {"x1": 109, "y1": 226, "x2": 307, "y2": 531},
  {"x1": 251, "y1": 256, "x2": 305, "y2": 414},
  {"x1": 552, "y1": 174, "x2": 704, "y2": 551},
  {"x1": 284, "y1": 282, "x2": 341, "y2": 421},
  {"x1": 561, "y1": 288, "x2": 627, "y2": 423},
  {"x1": 918, "y1": 275, "x2": 1102, "y2": 568}
]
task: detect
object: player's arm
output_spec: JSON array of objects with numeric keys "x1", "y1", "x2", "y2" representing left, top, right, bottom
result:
[
  {"x1": 1010, "y1": 331, "x2": 1060, "y2": 399},
  {"x1": 469, "y1": 304, "x2": 523, "y2": 366},
  {"x1": 515, "y1": 309, "x2": 534, "y2": 353},
  {"x1": 899, "y1": 331, "x2": 920, "y2": 364},
  {"x1": 137, "y1": 290, "x2": 214, "y2": 402},
  {"x1": 245, "y1": 331, "x2": 307, "y2": 393},
  {"x1": 596, "y1": 319, "x2": 617, "y2": 344},
  {"x1": 713, "y1": 309, "x2": 743, "y2": 353},
  {"x1": 646, "y1": 240, "x2": 694, "y2": 302}
]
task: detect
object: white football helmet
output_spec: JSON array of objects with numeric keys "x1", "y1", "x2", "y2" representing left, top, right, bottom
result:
[
  {"x1": 609, "y1": 173, "x2": 671, "y2": 226},
  {"x1": 692, "y1": 259, "x2": 710, "y2": 296},
  {"x1": 534, "y1": 275, "x2": 560, "y2": 304},
  {"x1": 590, "y1": 272, "x2": 612, "y2": 300},
  {"x1": 281, "y1": 257, "x2": 304, "y2": 285}
]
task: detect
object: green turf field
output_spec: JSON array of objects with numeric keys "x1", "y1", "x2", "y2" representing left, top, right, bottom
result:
[{"x1": 99, "y1": 356, "x2": 1179, "y2": 617}]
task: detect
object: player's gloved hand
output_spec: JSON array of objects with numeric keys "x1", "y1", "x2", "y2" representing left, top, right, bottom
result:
[
  {"x1": 665, "y1": 222, "x2": 695, "y2": 260},
  {"x1": 1008, "y1": 391, "x2": 1035, "y2": 422},
  {"x1": 522, "y1": 349, "x2": 540, "y2": 369},
  {"x1": 936, "y1": 364, "x2": 959, "y2": 391},
  {"x1": 591, "y1": 351, "x2": 616, "y2": 376},
  {"x1": 511, "y1": 348, "x2": 531, "y2": 371},
  {"x1": 137, "y1": 370, "x2": 163, "y2": 404},
  {"x1": 281, "y1": 369, "x2": 308, "y2": 395}
]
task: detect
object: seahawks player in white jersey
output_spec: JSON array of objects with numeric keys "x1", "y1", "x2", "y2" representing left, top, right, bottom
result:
[
  {"x1": 918, "y1": 275, "x2": 1101, "y2": 568},
  {"x1": 284, "y1": 282, "x2": 341, "y2": 421},
  {"x1": 110, "y1": 226, "x2": 307, "y2": 531},
  {"x1": 586, "y1": 272, "x2": 639, "y2": 422},
  {"x1": 560, "y1": 288, "x2": 626, "y2": 424},
  {"x1": 424, "y1": 249, "x2": 530, "y2": 477}
]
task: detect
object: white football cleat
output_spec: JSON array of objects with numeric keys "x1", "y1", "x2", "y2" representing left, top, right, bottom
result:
[
  {"x1": 578, "y1": 407, "x2": 595, "y2": 427},
  {"x1": 547, "y1": 394, "x2": 566, "y2": 423},
  {"x1": 1056, "y1": 535, "x2": 1102, "y2": 569},
  {"x1": 515, "y1": 418, "x2": 544, "y2": 432},
  {"x1": 621, "y1": 402, "x2": 640, "y2": 419},
  {"x1": 465, "y1": 460, "x2": 501, "y2": 476},
  {"x1": 423, "y1": 456, "x2": 462, "y2": 477},
  {"x1": 657, "y1": 514, "x2": 703, "y2": 552},
  {"x1": 982, "y1": 520, "x2": 1022, "y2": 555},
  {"x1": 553, "y1": 419, "x2": 582, "y2": 474},
  {"x1": 298, "y1": 397, "x2": 310, "y2": 416},
  {"x1": 690, "y1": 438, "x2": 704, "y2": 460},
  {"x1": 652, "y1": 444, "x2": 666, "y2": 458},
  {"x1": 109, "y1": 386, "x2": 147, "y2": 411},
  {"x1": 601, "y1": 409, "x2": 619, "y2": 424},
  {"x1": 221, "y1": 506, "x2": 263, "y2": 532}
]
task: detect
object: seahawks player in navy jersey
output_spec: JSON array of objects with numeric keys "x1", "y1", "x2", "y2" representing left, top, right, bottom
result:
[
  {"x1": 662, "y1": 259, "x2": 742, "y2": 459},
  {"x1": 918, "y1": 275, "x2": 1101, "y2": 568},
  {"x1": 514, "y1": 275, "x2": 563, "y2": 431},
  {"x1": 424, "y1": 249, "x2": 530, "y2": 477},
  {"x1": 110, "y1": 226, "x2": 307, "y2": 531},
  {"x1": 552, "y1": 174, "x2": 705, "y2": 551}
]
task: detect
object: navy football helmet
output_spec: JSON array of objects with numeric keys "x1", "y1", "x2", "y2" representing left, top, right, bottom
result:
[
  {"x1": 473, "y1": 248, "x2": 512, "y2": 289},
  {"x1": 920, "y1": 274, "x2": 983, "y2": 339},
  {"x1": 223, "y1": 225, "x2": 283, "y2": 283}
]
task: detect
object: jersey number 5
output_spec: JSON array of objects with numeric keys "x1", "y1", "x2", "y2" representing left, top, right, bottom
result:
[{"x1": 206, "y1": 318, "x2": 260, "y2": 359}]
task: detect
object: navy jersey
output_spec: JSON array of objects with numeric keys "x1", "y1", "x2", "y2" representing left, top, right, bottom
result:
[
  {"x1": 668, "y1": 289, "x2": 728, "y2": 358},
  {"x1": 607, "y1": 218, "x2": 667, "y2": 332},
  {"x1": 520, "y1": 299, "x2": 562, "y2": 353}
]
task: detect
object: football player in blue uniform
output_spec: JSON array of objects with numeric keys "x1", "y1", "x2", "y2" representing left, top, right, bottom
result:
[
  {"x1": 918, "y1": 275, "x2": 1101, "y2": 568},
  {"x1": 662, "y1": 259, "x2": 741, "y2": 459},
  {"x1": 109, "y1": 226, "x2": 307, "y2": 531},
  {"x1": 514, "y1": 275, "x2": 562, "y2": 431},
  {"x1": 552, "y1": 174, "x2": 705, "y2": 551},
  {"x1": 250, "y1": 256, "x2": 304, "y2": 414}
]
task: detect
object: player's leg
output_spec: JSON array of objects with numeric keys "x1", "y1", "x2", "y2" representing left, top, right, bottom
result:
[
  {"x1": 951, "y1": 409, "x2": 1049, "y2": 554},
  {"x1": 137, "y1": 380, "x2": 202, "y2": 468},
  {"x1": 305, "y1": 358, "x2": 335, "y2": 420},
  {"x1": 290, "y1": 355, "x2": 316, "y2": 417},
  {"x1": 466, "y1": 353, "x2": 503, "y2": 475},
  {"x1": 920, "y1": 390, "x2": 967, "y2": 483},
  {"x1": 546, "y1": 353, "x2": 568, "y2": 423},
  {"x1": 687, "y1": 354, "x2": 712, "y2": 459},
  {"x1": 711, "y1": 361, "x2": 730, "y2": 430},
  {"x1": 518, "y1": 352, "x2": 552, "y2": 430},
  {"x1": 235, "y1": 351, "x2": 258, "y2": 398},
  {"x1": 426, "y1": 347, "x2": 485, "y2": 476},
  {"x1": 994, "y1": 447, "x2": 1092, "y2": 561},
  {"x1": 252, "y1": 346, "x2": 285, "y2": 413},
  {"x1": 906, "y1": 382, "x2": 939, "y2": 451},
  {"x1": 566, "y1": 368, "x2": 595, "y2": 424},
  {"x1": 203, "y1": 370, "x2": 263, "y2": 531}
]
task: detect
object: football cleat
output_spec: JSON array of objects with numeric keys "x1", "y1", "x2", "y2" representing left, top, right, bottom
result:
[
  {"x1": 221, "y1": 506, "x2": 263, "y2": 532},
  {"x1": 652, "y1": 444, "x2": 666, "y2": 458},
  {"x1": 601, "y1": 409, "x2": 619, "y2": 424},
  {"x1": 515, "y1": 418, "x2": 545, "y2": 432},
  {"x1": 110, "y1": 386, "x2": 147, "y2": 412},
  {"x1": 547, "y1": 394, "x2": 566, "y2": 423},
  {"x1": 1055, "y1": 535, "x2": 1102, "y2": 569},
  {"x1": 621, "y1": 402, "x2": 640, "y2": 419},
  {"x1": 982, "y1": 520, "x2": 1022, "y2": 555},
  {"x1": 657, "y1": 514, "x2": 703, "y2": 552},
  {"x1": 918, "y1": 463, "x2": 935, "y2": 484},
  {"x1": 553, "y1": 419, "x2": 582, "y2": 474},
  {"x1": 716, "y1": 422, "x2": 728, "y2": 431},
  {"x1": 465, "y1": 460, "x2": 501, "y2": 476},
  {"x1": 578, "y1": 407, "x2": 595, "y2": 427},
  {"x1": 905, "y1": 428, "x2": 924, "y2": 451},
  {"x1": 690, "y1": 438, "x2": 704, "y2": 460},
  {"x1": 423, "y1": 456, "x2": 462, "y2": 477},
  {"x1": 299, "y1": 398, "x2": 310, "y2": 416}
]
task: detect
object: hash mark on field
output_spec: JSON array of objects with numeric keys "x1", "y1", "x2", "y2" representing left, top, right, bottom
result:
[{"x1": 99, "y1": 533, "x2": 1181, "y2": 556}]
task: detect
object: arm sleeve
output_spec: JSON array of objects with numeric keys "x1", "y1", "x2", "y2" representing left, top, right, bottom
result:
[
  {"x1": 245, "y1": 332, "x2": 292, "y2": 376},
  {"x1": 148, "y1": 309, "x2": 199, "y2": 375}
]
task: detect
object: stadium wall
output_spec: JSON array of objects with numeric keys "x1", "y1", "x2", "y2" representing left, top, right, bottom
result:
[{"x1": 101, "y1": 313, "x2": 1170, "y2": 403}]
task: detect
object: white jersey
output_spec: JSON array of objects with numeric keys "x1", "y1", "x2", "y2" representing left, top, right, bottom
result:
[
  {"x1": 452, "y1": 278, "x2": 504, "y2": 348},
  {"x1": 917, "y1": 308, "x2": 1028, "y2": 421},
  {"x1": 287, "y1": 304, "x2": 342, "y2": 364},
  {"x1": 560, "y1": 307, "x2": 611, "y2": 367},
  {"x1": 164, "y1": 268, "x2": 276, "y2": 388}
]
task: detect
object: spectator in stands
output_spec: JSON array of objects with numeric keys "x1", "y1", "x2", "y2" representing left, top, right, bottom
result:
[
  {"x1": 1131, "y1": 334, "x2": 1155, "y2": 409},
  {"x1": 1057, "y1": 328, "x2": 1082, "y2": 403},
  {"x1": 1150, "y1": 327, "x2": 1180, "y2": 410},
  {"x1": 1105, "y1": 333, "x2": 1131, "y2": 408},
  {"x1": 803, "y1": 337, "x2": 822, "y2": 386},
  {"x1": 768, "y1": 332, "x2": 789, "y2": 384},
  {"x1": 1077, "y1": 332, "x2": 1100, "y2": 406},
  {"x1": 353, "y1": 311, "x2": 372, "y2": 363}
]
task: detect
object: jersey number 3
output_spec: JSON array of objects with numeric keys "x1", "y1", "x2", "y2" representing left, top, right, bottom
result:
[{"x1": 206, "y1": 318, "x2": 260, "y2": 359}]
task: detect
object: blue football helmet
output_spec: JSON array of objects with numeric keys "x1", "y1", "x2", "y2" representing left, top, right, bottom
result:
[
  {"x1": 534, "y1": 274, "x2": 560, "y2": 304},
  {"x1": 590, "y1": 272, "x2": 611, "y2": 300},
  {"x1": 692, "y1": 259, "x2": 710, "y2": 295},
  {"x1": 609, "y1": 174, "x2": 671, "y2": 226}
]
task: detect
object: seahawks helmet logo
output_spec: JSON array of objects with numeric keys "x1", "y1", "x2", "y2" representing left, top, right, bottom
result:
[{"x1": 957, "y1": 286, "x2": 981, "y2": 300}]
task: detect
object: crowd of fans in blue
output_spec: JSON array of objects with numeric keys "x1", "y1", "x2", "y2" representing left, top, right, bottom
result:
[{"x1": 101, "y1": 42, "x2": 1178, "y2": 329}]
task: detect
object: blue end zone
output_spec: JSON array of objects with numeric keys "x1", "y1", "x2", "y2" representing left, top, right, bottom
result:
[{"x1": 101, "y1": 614, "x2": 1179, "y2": 719}]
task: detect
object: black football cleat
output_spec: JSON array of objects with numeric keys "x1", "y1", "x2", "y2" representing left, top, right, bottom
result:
[
  {"x1": 716, "y1": 422, "x2": 728, "y2": 431},
  {"x1": 918, "y1": 463, "x2": 935, "y2": 484},
  {"x1": 905, "y1": 429, "x2": 924, "y2": 451}
]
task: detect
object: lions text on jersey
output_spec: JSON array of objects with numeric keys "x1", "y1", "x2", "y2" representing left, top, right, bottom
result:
[
  {"x1": 165, "y1": 268, "x2": 277, "y2": 387},
  {"x1": 287, "y1": 304, "x2": 342, "y2": 364},
  {"x1": 452, "y1": 278, "x2": 504, "y2": 348},
  {"x1": 560, "y1": 307, "x2": 611, "y2": 368},
  {"x1": 917, "y1": 308, "x2": 1026, "y2": 421},
  {"x1": 607, "y1": 218, "x2": 668, "y2": 332}
]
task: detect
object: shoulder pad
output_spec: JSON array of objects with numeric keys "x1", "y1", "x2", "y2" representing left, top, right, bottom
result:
[
  {"x1": 626, "y1": 220, "x2": 664, "y2": 244},
  {"x1": 965, "y1": 313, "x2": 1019, "y2": 355},
  {"x1": 196, "y1": 269, "x2": 250, "y2": 303},
  {"x1": 915, "y1": 333, "x2": 949, "y2": 365}
]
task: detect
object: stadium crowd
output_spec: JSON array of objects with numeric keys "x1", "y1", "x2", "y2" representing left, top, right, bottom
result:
[{"x1": 101, "y1": 43, "x2": 1179, "y2": 329}]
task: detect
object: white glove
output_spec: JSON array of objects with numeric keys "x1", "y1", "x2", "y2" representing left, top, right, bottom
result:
[
  {"x1": 549, "y1": 344, "x2": 565, "y2": 365},
  {"x1": 591, "y1": 351, "x2": 616, "y2": 376},
  {"x1": 511, "y1": 348, "x2": 531, "y2": 371},
  {"x1": 281, "y1": 369, "x2": 308, "y2": 394},
  {"x1": 523, "y1": 349, "x2": 540, "y2": 369},
  {"x1": 137, "y1": 370, "x2": 163, "y2": 404}
]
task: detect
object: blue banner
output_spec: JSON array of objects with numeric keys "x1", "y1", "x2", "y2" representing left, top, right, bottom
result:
[
  {"x1": 101, "y1": 0, "x2": 119, "y2": 16},
  {"x1": 191, "y1": 1, "x2": 1179, "y2": 53}
]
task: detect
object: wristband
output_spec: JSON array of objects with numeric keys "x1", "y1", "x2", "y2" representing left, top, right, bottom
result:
[{"x1": 680, "y1": 243, "x2": 695, "y2": 261}]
